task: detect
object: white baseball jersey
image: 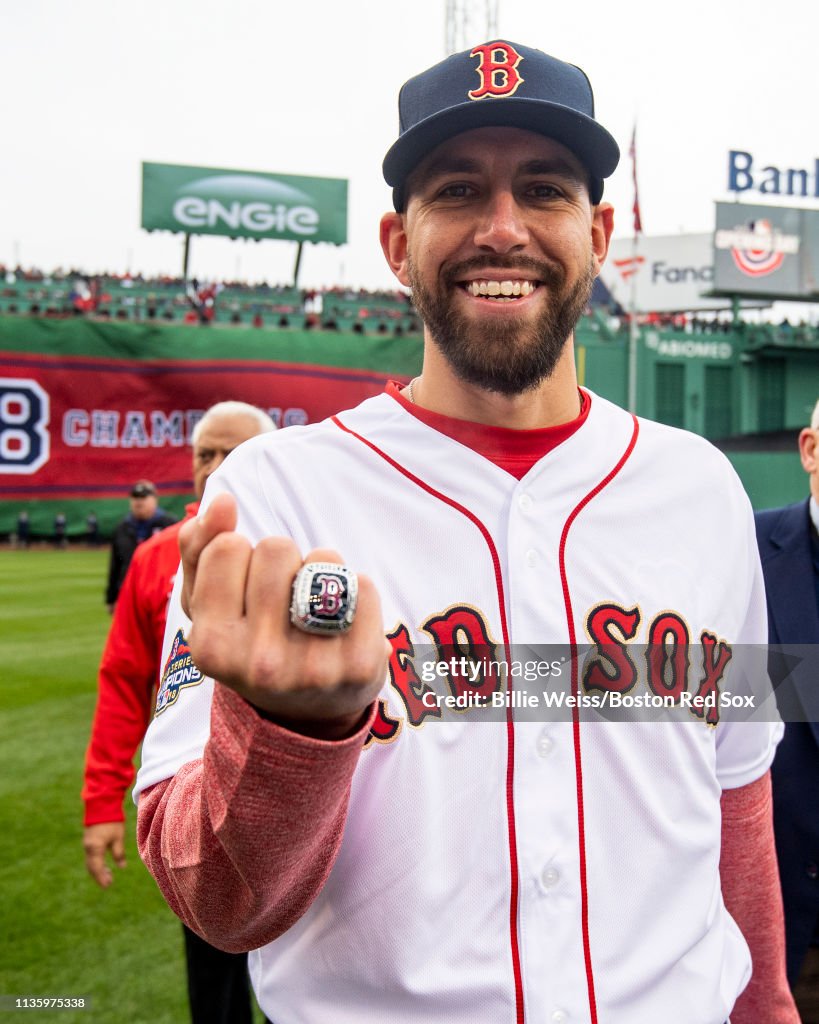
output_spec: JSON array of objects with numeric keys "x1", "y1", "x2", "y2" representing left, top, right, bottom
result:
[{"x1": 136, "y1": 389, "x2": 780, "y2": 1024}]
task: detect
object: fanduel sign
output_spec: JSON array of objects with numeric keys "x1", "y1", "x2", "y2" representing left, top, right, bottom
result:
[
  {"x1": 727, "y1": 150, "x2": 819, "y2": 199},
  {"x1": 600, "y1": 234, "x2": 743, "y2": 313},
  {"x1": 141, "y1": 162, "x2": 348, "y2": 244}
]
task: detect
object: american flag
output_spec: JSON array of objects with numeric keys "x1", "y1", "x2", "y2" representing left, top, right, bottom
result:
[{"x1": 629, "y1": 125, "x2": 643, "y2": 236}]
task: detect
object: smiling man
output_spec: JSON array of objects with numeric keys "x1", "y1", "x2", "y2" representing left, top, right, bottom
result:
[
  {"x1": 135, "y1": 42, "x2": 796, "y2": 1024},
  {"x1": 381, "y1": 127, "x2": 608, "y2": 420}
]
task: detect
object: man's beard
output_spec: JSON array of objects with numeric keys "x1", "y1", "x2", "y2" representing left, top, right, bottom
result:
[{"x1": 407, "y1": 254, "x2": 596, "y2": 396}]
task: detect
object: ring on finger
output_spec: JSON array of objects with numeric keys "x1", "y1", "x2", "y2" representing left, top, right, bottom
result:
[{"x1": 290, "y1": 562, "x2": 359, "y2": 635}]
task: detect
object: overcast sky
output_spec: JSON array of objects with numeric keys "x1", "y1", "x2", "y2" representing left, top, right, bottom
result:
[{"x1": 2, "y1": 0, "x2": 817, "y2": 292}]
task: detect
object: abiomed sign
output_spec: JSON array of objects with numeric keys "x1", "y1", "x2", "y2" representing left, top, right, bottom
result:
[{"x1": 141, "y1": 162, "x2": 348, "y2": 244}]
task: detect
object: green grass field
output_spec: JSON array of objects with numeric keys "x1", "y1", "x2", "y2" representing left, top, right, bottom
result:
[{"x1": 0, "y1": 548, "x2": 263, "y2": 1023}]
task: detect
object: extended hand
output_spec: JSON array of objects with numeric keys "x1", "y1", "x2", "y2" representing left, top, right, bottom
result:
[{"x1": 178, "y1": 493, "x2": 391, "y2": 737}]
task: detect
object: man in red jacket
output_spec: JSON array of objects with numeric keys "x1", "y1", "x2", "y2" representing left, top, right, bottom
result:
[{"x1": 82, "y1": 400, "x2": 276, "y2": 1024}]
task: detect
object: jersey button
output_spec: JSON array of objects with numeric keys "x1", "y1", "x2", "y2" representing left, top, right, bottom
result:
[
  {"x1": 536, "y1": 730, "x2": 553, "y2": 758},
  {"x1": 551, "y1": 1010, "x2": 568, "y2": 1023},
  {"x1": 541, "y1": 866, "x2": 560, "y2": 889},
  {"x1": 525, "y1": 549, "x2": 537, "y2": 567},
  {"x1": 518, "y1": 493, "x2": 533, "y2": 511}
]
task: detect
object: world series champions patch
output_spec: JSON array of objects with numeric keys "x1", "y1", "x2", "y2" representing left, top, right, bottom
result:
[{"x1": 156, "y1": 629, "x2": 204, "y2": 715}]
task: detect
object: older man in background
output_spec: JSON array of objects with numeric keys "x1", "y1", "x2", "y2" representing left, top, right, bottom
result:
[{"x1": 84, "y1": 401, "x2": 276, "y2": 1024}]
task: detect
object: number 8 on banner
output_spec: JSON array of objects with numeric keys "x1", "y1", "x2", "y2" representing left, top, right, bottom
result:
[{"x1": 0, "y1": 378, "x2": 50, "y2": 474}]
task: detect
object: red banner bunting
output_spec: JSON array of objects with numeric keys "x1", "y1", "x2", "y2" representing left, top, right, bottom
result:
[{"x1": 0, "y1": 352, "x2": 397, "y2": 500}]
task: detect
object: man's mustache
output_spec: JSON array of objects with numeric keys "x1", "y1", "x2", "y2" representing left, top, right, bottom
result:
[{"x1": 441, "y1": 255, "x2": 564, "y2": 288}]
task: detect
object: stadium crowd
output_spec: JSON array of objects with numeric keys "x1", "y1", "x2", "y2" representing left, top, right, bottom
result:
[
  {"x1": 4, "y1": 262, "x2": 818, "y2": 347},
  {"x1": 0, "y1": 262, "x2": 422, "y2": 333}
]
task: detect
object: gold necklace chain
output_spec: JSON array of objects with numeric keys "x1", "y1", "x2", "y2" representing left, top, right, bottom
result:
[{"x1": 405, "y1": 377, "x2": 419, "y2": 404}]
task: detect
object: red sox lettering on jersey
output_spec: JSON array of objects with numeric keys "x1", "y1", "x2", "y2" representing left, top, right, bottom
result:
[
  {"x1": 367, "y1": 599, "x2": 734, "y2": 741},
  {"x1": 582, "y1": 602, "x2": 733, "y2": 726},
  {"x1": 136, "y1": 390, "x2": 780, "y2": 1024}
]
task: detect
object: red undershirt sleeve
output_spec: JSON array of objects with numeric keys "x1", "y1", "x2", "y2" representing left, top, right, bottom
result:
[
  {"x1": 137, "y1": 684, "x2": 375, "y2": 953},
  {"x1": 719, "y1": 770, "x2": 798, "y2": 1023}
]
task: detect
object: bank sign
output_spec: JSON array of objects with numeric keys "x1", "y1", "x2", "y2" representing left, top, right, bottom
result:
[
  {"x1": 727, "y1": 150, "x2": 819, "y2": 200},
  {"x1": 141, "y1": 162, "x2": 348, "y2": 244}
]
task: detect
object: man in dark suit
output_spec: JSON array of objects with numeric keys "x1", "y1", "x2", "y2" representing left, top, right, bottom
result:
[
  {"x1": 105, "y1": 480, "x2": 176, "y2": 612},
  {"x1": 755, "y1": 404, "x2": 819, "y2": 1002}
]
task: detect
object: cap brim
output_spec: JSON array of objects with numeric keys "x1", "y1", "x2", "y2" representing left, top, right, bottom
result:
[{"x1": 383, "y1": 97, "x2": 619, "y2": 207}]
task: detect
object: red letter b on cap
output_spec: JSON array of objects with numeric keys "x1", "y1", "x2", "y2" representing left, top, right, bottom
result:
[{"x1": 468, "y1": 42, "x2": 524, "y2": 99}]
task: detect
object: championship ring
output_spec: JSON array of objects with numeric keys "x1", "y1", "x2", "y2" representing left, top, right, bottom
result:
[{"x1": 290, "y1": 562, "x2": 359, "y2": 635}]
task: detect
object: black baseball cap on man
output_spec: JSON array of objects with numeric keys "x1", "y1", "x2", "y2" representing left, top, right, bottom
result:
[
  {"x1": 383, "y1": 40, "x2": 620, "y2": 210},
  {"x1": 130, "y1": 480, "x2": 156, "y2": 498}
]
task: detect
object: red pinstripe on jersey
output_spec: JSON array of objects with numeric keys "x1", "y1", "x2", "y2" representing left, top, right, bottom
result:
[
  {"x1": 558, "y1": 414, "x2": 640, "y2": 1024},
  {"x1": 330, "y1": 414, "x2": 526, "y2": 1024}
]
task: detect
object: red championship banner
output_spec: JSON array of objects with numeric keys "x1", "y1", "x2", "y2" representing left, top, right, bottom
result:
[{"x1": 0, "y1": 351, "x2": 399, "y2": 500}]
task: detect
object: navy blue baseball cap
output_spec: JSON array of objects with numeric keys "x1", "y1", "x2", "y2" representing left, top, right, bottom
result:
[
  {"x1": 130, "y1": 480, "x2": 156, "y2": 498},
  {"x1": 383, "y1": 40, "x2": 620, "y2": 210}
]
